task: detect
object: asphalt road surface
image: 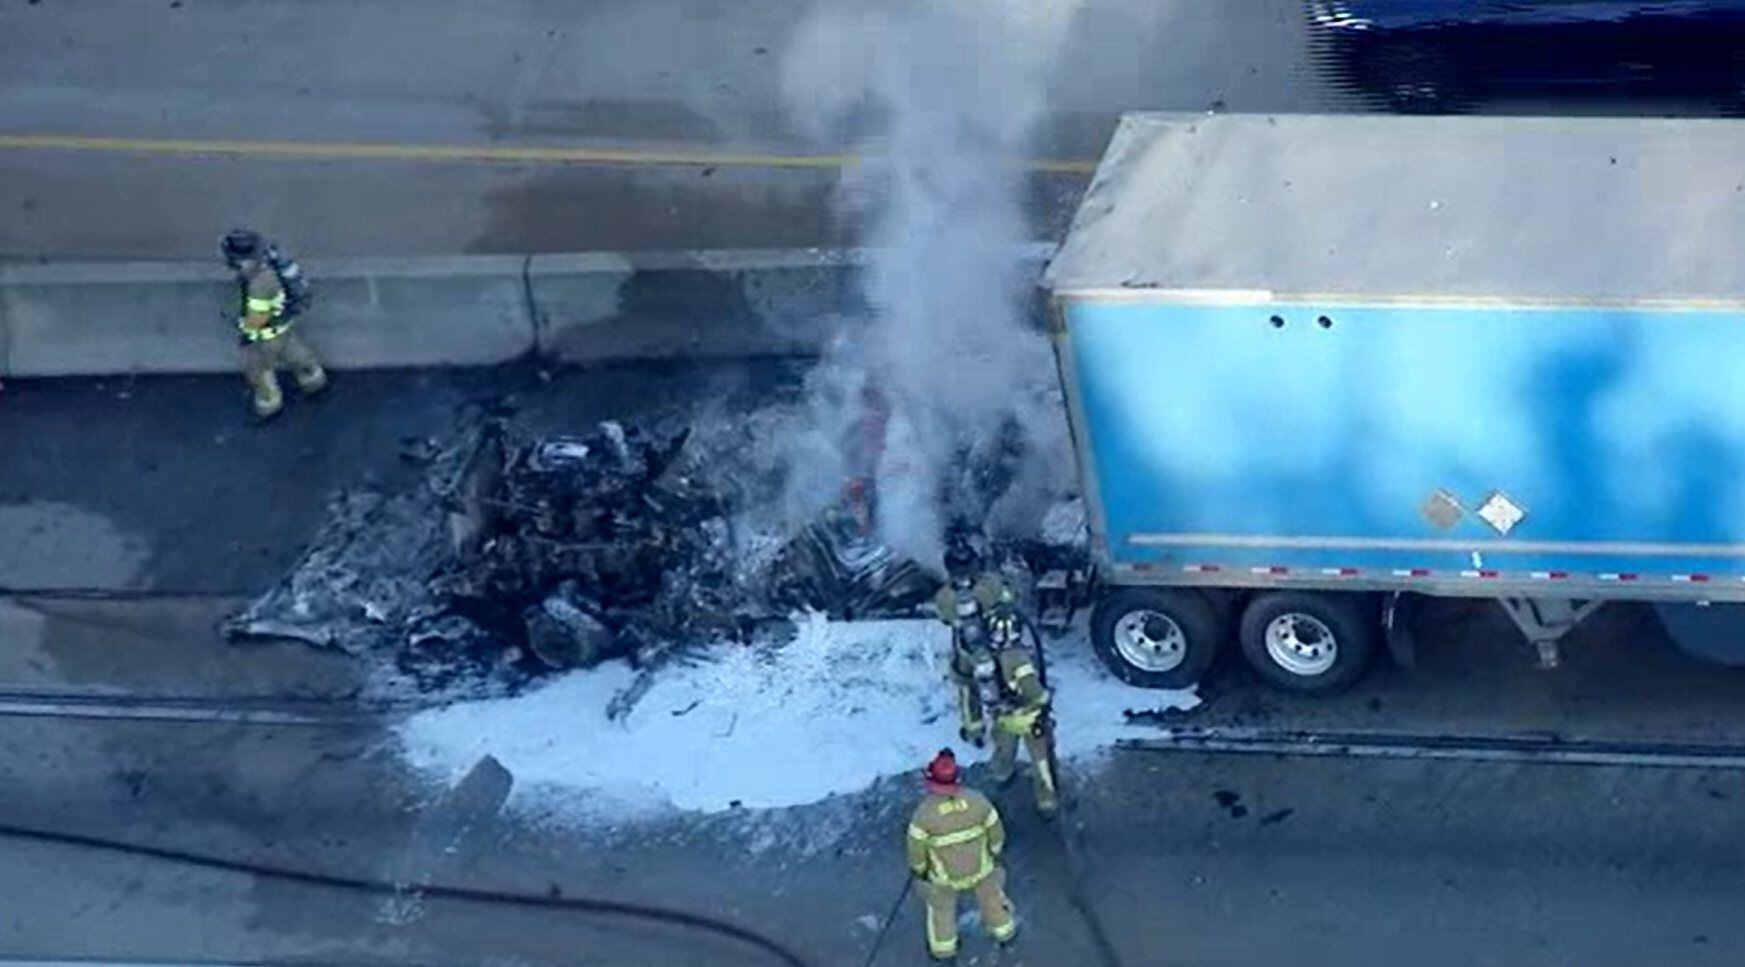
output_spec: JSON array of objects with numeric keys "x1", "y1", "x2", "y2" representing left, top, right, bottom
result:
[
  {"x1": 10, "y1": 5, "x2": 1745, "y2": 963},
  {"x1": 0, "y1": 0, "x2": 1326, "y2": 258},
  {"x1": 5, "y1": 567, "x2": 1745, "y2": 967},
  {"x1": 4, "y1": 602, "x2": 1745, "y2": 967},
  {"x1": 9, "y1": 364, "x2": 1745, "y2": 964},
  {"x1": 7, "y1": 1, "x2": 1733, "y2": 260}
]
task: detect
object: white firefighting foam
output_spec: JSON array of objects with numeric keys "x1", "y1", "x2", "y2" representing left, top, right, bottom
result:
[{"x1": 397, "y1": 615, "x2": 1197, "y2": 816}]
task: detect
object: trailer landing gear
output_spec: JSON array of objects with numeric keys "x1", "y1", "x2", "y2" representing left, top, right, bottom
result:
[{"x1": 1497, "y1": 598, "x2": 1605, "y2": 669}]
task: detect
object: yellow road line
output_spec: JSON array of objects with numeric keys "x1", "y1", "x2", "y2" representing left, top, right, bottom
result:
[{"x1": 0, "y1": 133, "x2": 1098, "y2": 175}]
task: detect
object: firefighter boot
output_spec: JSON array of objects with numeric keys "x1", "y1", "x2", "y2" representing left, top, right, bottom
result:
[
  {"x1": 1030, "y1": 747, "x2": 1059, "y2": 818},
  {"x1": 1022, "y1": 731, "x2": 1060, "y2": 816},
  {"x1": 976, "y1": 868, "x2": 1019, "y2": 947},
  {"x1": 282, "y1": 334, "x2": 328, "y2": 395},
  {"x1": 295, "y1": 363, "x2": 328, "y2": 395},
  {"x1": 248, "y1": 369, "x2": 284, "y2": 421}
]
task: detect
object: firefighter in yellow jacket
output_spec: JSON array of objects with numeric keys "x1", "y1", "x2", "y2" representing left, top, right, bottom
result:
[
  {"x1": 906, "y1": 749, "x2": 1017, "y2": 960},
  {"x1": 933, "y1": 540, "x2": 1015, "y2": 746},
  {"x1": 222, "y1": 228, "x2": 326, "y2": 421},
  {"x1": 985, "y1": 601, "x2": 1060, "y2": 817}
]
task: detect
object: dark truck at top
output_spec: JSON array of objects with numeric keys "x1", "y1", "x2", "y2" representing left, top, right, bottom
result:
[{"x1": 1308, "y1": 0, "x2": 1745, "y2": 111}]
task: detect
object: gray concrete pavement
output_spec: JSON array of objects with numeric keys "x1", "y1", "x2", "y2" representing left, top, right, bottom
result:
[
  {"x1": 4, "y1": 669, "x2": 1745, "y2": 966},
  {"x1": 1, "y1": 0, "x2": 1730, "y2": 259},
  {"x1": 0, "y1": 0, "x2": 1319, "y2": 151},
  {"x1": 0, "y1": 148, "x2": 865, "y2": 258},
  {"x1": 0, "y1": 0, "x2": 1324, "y2": 258}
]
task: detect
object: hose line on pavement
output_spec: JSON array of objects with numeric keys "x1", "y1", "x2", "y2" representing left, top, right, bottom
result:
[
  {"x1": 0, "y1": 821, "x2": 815, "y2": 967},
  {"x1": 1037, "y1": 630, "x2": 1127, "y2": 967}
]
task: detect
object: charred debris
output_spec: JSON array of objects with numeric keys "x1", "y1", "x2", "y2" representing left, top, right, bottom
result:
[{"x1": 228, "y1": 409, "x2": 1087, "y2": 692}]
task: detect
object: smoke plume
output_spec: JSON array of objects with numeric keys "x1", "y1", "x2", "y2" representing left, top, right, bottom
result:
[{"x1": 779, "y1": 0, "x2": 1082, "y2": 568}]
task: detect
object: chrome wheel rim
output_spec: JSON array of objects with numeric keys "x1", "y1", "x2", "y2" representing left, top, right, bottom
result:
[
  {"x1": 1264, "y1": 613, "x2": 1338, "y2": 677},
  {"x1": 1113, "y1": 610, "x2": 1187, "y2": 673}
]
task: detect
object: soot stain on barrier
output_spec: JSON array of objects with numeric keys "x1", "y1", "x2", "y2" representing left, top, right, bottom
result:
[{"x1": 532, "y1": 255, "x2": 873, "y2": 362}]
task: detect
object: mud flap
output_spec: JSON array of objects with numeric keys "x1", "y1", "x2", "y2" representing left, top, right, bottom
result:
[
  {"x1": 1382, "y1": 592, "x2": 1418, "y2": 670},
  {"x1": 1654, "y1": 602, "x2": 1745, "y2": 667}
]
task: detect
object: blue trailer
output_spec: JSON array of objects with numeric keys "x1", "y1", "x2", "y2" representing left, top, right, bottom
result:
[{"x1": 1045, "y1": 113, "x2": 1745, "y2": 692}]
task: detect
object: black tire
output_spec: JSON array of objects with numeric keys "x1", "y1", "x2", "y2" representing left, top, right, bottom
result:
[
  {"x1": 1090, "y1": 587, "x2": 1225, "y2": 689},
  {"x1": 1238, "y1": 592, "x2": 1378, "y2": 694}
]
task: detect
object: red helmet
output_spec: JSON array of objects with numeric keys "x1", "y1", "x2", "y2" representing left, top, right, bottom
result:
[{"x1": 924, "y1": 748, "x2": 959, "y2": 790}]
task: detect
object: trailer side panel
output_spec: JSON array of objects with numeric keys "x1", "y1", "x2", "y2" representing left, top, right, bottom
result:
[{"x1": 1062, "y1": 294, "x2": 1745, "y2": 596}]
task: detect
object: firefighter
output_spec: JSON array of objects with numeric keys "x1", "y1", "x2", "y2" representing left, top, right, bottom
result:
[
  {"x1": 932, "y1": 539, "x2": 1015, "y2": 746},
  {"x1": 222, "y1": 228, "x2": 326, "y2": 421},
  {"x1": 985, "y1": 601, "x2": 1060, "y2": 817},
  {"x1": 906, "y1": 749, "x2": 1018, "y2": 961}
]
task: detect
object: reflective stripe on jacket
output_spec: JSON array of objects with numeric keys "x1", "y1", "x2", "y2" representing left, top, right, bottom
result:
[
  {"x1": 993, "y1": 647, "x2": 1050, "y2": 734},
  {"x1": 932, "y1": 575, "x2": 1014, "y2": 629},
  {"x1": 906, "y1": 789, "x2": 1005, "y2": 889},
  {"x1": 238, "y1": 272, "x2": 291, "y2": 343}
]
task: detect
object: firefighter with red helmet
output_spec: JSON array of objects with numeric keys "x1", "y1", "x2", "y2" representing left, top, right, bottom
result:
[{"x1": 906, "y1": 749, "x2": 1018, "y2": 960}]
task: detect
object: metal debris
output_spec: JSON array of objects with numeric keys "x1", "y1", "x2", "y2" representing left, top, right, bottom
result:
[
  {"x1": 230, "y1": 403, "x2": 1089, "y2": 692},
  {"x1": 229, "y1": 412, "x2": 953, "y2": 689}
]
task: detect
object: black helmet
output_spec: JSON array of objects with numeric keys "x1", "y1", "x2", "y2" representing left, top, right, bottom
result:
[
  {"x1": 220, "y1": 228, "x2": 263, "y2": 268},
  {"x1": 944, "y1": 538, "x2": 978, "y2": 581}
]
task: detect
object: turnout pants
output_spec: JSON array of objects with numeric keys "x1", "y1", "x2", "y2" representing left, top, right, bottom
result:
[
  {"x1": 990, "y1": 722, "x2": 1059, "y2": 814},
  {"x1": 242, "y1": 331, "x2": 326, "y2": 417},
  {"x1": 920, "y1": 867, "x2": 1016, "y2": 960}
]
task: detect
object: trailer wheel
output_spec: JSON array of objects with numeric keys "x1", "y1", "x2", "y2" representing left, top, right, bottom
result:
[
  {"x1": 1091, "y1": 588, "x2": 1224, "y2": 689},
  {"x1": 1238, "y1": 592, "x2": 1377, "y2": 694}
]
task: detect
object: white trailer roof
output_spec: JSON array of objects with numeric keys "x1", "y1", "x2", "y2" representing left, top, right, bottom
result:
[{"x1": 1045, "y1": 113, "x2": 1745, "y2": 302}]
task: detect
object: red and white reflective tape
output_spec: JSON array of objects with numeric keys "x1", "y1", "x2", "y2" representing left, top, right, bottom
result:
[{"x1": 1136, "y1": 563, "x2": 1739, "y2": 586}]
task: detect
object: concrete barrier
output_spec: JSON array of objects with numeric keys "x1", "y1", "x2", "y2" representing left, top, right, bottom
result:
[
  {"x1": 292, "y1": 256, "x2": 533, "y2": 370},
  {"x1": 0, "y1": 261, "x2": 236, "y2": 376},
  {"x1": 0, "y1": 246, "x2": 1053, "y2": 377},
  {"x1": 529, "y1": 249, "x2": 869, "y2": 363},
  {"x1": 0, "y1": 256, "x2": 534, "y2": 377}
]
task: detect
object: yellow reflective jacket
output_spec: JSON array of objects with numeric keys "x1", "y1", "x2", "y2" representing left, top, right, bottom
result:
[
  {"x1": 993, "y1": 646, "x2": 1050, "y2": 733},
  {"x1": 932, "y1": 574, "x2": 1014, "y2": 629},
  {"x1": 906, "y1": 788, "x2": 1005, "y2": 889},
  {"x1": 237, "y1": 268, "x2": 291, "y2": 343}
]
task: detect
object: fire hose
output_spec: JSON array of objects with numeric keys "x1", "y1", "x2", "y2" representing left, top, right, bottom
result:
[
  {"x1": 0, "y1": 820, "x2": 815, "y2": 967},
  {"x1": 1030, "y1": 616, "x2": 1127, "y2": 967}
]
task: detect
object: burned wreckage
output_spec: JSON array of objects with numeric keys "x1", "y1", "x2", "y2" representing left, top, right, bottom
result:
[{"x1": 228, "y1": 409, "x2": 1087, "y2": 687}]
